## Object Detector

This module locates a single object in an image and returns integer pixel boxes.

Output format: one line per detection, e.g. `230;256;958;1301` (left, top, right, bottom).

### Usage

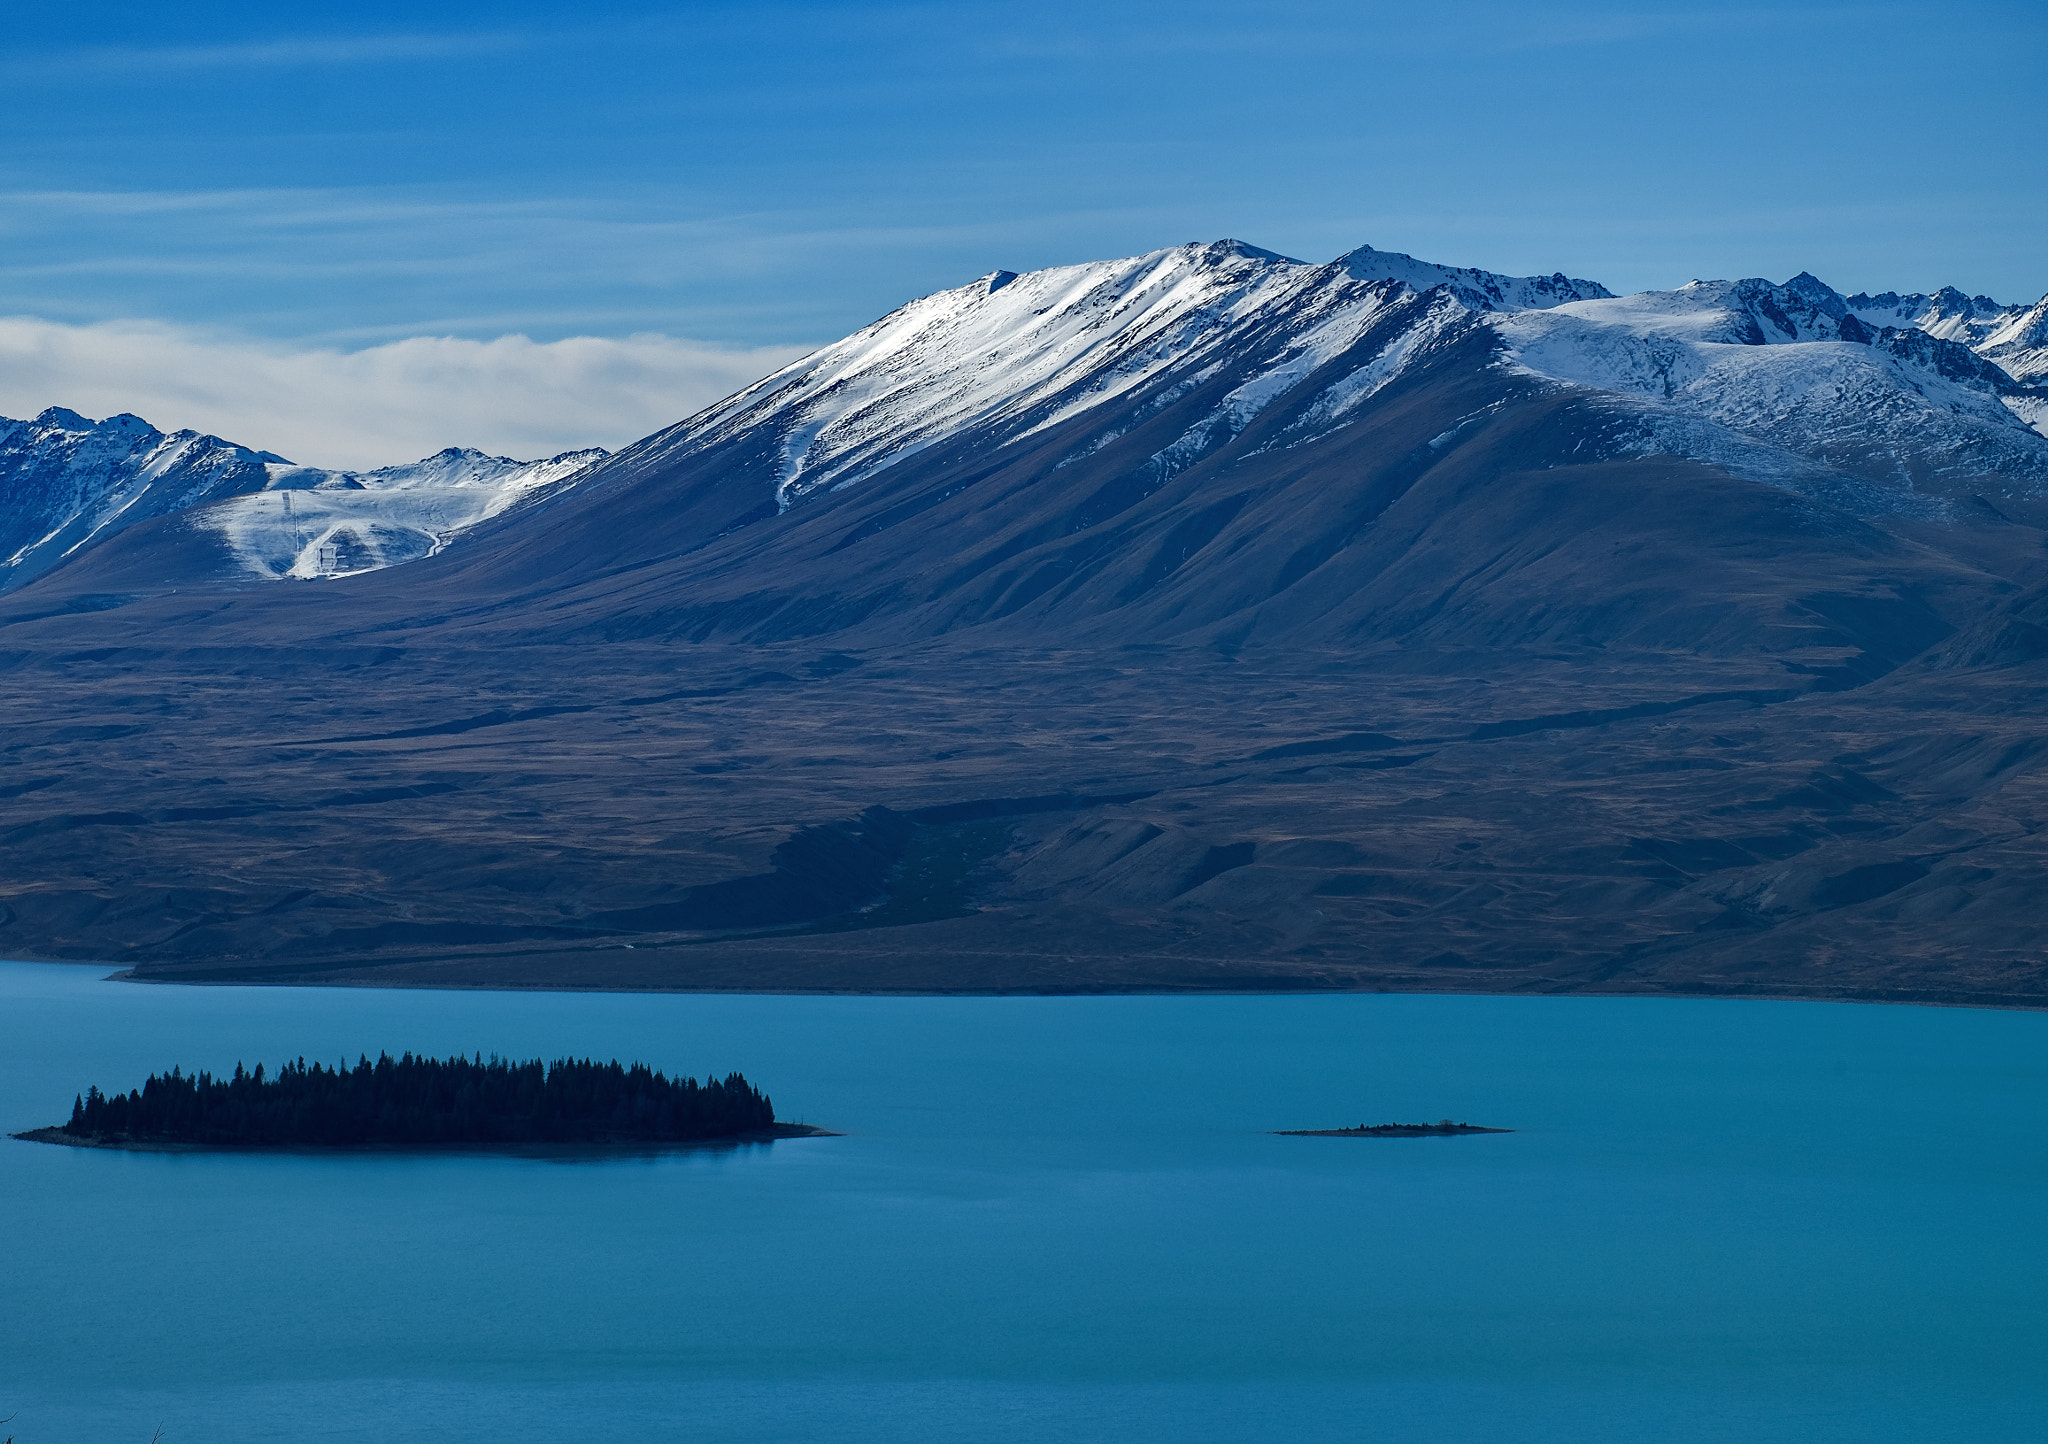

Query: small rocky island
14;1052;832;1150
1277;1120;1512;1137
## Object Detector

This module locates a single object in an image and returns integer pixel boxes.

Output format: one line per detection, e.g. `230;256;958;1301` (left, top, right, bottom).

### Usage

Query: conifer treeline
65;1053;776;1146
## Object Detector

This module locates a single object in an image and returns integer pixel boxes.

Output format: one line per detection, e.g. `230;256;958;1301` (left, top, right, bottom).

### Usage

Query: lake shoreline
93;967;2048;1015
9;1123;839;1154
8;954;2048;1015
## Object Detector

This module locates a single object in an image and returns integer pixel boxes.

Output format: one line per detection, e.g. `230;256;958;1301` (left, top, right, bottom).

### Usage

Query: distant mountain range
0;407;602;594
4;240;2048;1007
7;242;2041;600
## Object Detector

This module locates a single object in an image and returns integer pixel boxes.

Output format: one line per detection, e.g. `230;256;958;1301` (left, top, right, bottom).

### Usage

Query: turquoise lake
2;959;2044;1443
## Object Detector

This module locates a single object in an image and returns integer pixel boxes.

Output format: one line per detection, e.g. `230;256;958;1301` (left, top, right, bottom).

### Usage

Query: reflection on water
2;960;2044;1444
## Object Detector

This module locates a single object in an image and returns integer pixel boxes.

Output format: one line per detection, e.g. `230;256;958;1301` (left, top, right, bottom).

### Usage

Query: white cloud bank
0;317;809;469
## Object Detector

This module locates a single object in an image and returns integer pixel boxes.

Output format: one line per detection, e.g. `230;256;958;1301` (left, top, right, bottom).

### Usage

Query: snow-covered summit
1836;281;2048;390
1980;294;2048;385
1844;285;2022;347
1336;244;1612;312
1493;268;2048;496
632;238;1612;513
0;407;606;592
0;407;284;592
1551;273;1877;346
662;240;1414;510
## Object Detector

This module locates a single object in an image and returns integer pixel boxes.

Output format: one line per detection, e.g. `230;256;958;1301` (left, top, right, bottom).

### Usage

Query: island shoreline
9;1123;839;1155
1276;1123;1513;1138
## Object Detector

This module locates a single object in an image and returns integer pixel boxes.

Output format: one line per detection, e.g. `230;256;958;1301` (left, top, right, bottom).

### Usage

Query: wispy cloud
0;184;1159;346
9;31;530;78
0;318;808;470
975;2;1891;59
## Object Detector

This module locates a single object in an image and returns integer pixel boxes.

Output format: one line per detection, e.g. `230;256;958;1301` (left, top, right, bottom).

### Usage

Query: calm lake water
2;960;2044;1443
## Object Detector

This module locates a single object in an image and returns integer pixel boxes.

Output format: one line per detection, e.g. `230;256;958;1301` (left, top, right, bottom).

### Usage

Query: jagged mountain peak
1926;284;2007;316
350;445;597;490
12;405;291;464
1622;275;1854;345
1843;284;2025;351
1781;271;1847;311
1204;238;1302;264
0;409;608;593
1844;284;2014;314
0;408;293;589
1335;243;1612;312
1545;271;2033;394
1980;292;2048;386
31;405;103;432
30;405;156;435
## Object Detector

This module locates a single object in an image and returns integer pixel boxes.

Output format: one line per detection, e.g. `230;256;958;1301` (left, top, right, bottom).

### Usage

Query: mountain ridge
0;408;605;595
9;240;2044;602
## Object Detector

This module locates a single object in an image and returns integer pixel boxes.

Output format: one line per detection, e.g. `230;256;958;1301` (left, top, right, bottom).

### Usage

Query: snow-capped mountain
1844;285;2021;347
1492;275;2048;496
0;408;283;592
1335;243;1612;311
1980;293;2048;384
0;407;604;592
210;446;604;580
1981;294;2048;438
9;239;2044;607
623;240;1606;515
598;241;2047;537
664;241;1405;511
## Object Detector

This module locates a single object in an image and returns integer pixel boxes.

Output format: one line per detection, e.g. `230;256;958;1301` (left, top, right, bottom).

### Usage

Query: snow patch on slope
1980;295;2048;385
1494;281;2048;495
713;243;1340;509
1262;292;1474;450
0;405;606;592
1137;282;1422;477
204;447;606;579
2004;394;2048;438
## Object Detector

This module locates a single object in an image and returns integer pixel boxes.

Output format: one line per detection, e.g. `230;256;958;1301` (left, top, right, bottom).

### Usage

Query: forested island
1276;1120;1512;1137
14;1052;831;1150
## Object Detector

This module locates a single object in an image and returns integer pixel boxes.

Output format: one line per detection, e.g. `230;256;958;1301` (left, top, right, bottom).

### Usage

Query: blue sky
3;0;2044;464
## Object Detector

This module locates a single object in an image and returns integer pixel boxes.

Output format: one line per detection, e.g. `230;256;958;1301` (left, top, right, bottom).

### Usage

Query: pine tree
57;1053;777;1145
